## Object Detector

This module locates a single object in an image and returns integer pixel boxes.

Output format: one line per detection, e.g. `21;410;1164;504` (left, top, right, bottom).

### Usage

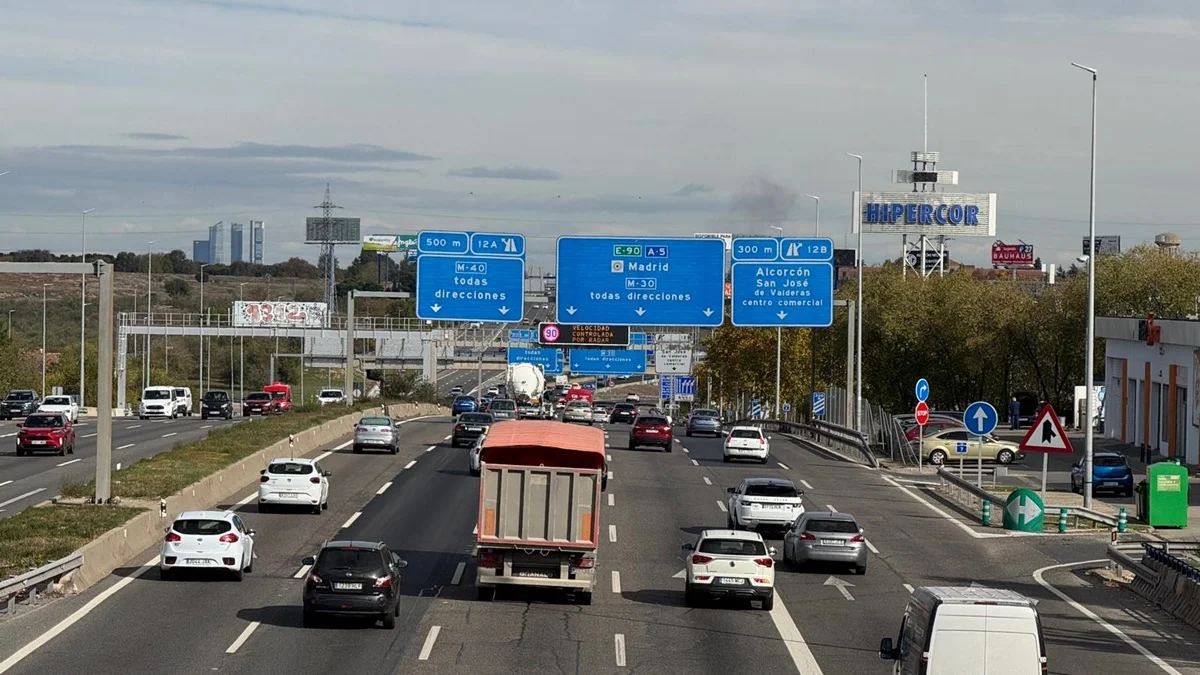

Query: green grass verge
60;401;396;500
0;505;146;579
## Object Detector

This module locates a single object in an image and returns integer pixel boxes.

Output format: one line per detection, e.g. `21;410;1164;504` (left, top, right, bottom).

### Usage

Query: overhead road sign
675;376;696;402
508;329;536;343
655;341;693;374
306;217;361;244
914;401;929;426
730;237;834;328
569;348;646;376
630;332;648;346
415;230;526;323
852;192;997;237
507;347;564;375
1019;405;1073;454
963;401;998;437
539;323;629;347
915;378;930;403
555;236;725;327
234;301;328;328
660;375;675;401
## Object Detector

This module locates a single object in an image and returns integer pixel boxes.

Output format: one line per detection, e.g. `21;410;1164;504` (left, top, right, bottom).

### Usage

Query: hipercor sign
991;242;1035;267
853;192;997;237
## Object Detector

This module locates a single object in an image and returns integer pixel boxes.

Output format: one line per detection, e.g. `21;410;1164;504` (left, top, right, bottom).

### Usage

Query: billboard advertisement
991;242;1035;267
362;234;400;252
305;217;361;244
233;301;327;328
852;192;997;236
1083;235;1121;257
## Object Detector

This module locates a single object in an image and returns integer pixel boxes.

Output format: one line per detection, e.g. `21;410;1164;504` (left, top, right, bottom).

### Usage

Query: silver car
782;511;868;575
488;399;518;421
353;415;399;454
563;401;593;425
590;404;611;424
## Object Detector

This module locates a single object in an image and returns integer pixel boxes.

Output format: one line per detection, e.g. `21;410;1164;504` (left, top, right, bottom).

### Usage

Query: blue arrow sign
470;232;526;258
678;377;695;395
963;401;998;436
731;237;780;261
730;262;834;327
555;237;725;326
569;348;647;376
779;238;834;262
416;231;526;322
915;378;930;403
507;347;564;375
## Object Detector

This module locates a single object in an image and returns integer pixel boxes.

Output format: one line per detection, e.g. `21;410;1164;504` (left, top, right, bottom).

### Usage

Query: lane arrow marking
824;576;855;601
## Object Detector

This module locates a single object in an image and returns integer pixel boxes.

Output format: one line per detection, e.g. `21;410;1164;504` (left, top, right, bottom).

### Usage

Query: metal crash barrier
725;417;878;469
0;553;84;615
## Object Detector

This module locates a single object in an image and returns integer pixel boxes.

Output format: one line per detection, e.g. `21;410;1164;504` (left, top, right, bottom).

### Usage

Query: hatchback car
783;511;868;575
258;458;331;513
242;391;277;416
681;530;775;610
200;390;234;420
160;510;255;581
625;393;640;403
629;414;673;451
37;395;79;423
609;402;638;424
453;412;493;447
923;429;1024;465
451;395;478;416
316;388;345;405
302;540;408;629
354;416;399;454
727;478;805;532
724;426;770;463
562;401;593;425
686;409;722;437
488;398;519;421
468;434;486;476
1071;452;1134;497
590;403;612;424
15;412;75;456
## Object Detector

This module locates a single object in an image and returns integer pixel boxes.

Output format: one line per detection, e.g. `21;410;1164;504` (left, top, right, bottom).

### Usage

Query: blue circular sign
915;378;930;403
963;401;998;436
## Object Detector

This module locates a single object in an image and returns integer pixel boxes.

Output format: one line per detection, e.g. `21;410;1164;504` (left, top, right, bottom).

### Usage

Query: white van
139;386;179;419
172;387;193;417
880;586;1047;675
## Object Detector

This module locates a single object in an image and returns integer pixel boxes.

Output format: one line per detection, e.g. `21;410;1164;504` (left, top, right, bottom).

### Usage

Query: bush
163;277;191;298
381;371;439;403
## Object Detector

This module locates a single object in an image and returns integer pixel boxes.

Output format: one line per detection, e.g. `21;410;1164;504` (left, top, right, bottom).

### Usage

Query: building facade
250;220;265;265
192;239;210;264
230;222;244;263
208;222;226;265
1099;316;1199;465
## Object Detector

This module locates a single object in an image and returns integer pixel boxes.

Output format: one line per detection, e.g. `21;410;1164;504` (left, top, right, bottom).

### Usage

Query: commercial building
1100;316;1199;465
250;220;265;265
192;239;210;264
230;222;244;262
209;222;226;265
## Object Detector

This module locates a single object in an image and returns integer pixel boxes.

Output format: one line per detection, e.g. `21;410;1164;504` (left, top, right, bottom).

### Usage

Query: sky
1;0;1198;271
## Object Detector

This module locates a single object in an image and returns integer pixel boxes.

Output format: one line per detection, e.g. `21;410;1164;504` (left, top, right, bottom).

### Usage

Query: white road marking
418;626;441;661
56;458;81;467
881;475;1001;539
425;445;436;453
0;480;10;488
703;476;712;486
825;504;838;513
0;555;159;674
117;443;135;450
1033;561;1182;675
800;479;814;490
451;562;466;585
777;462;791;470
691;459;699;466
82;432;97;438
200;424;212;429
293;565;312;579
607;493;615;507
225;621;261;654
442;435;451;441
607;454;612;461
611;570;622;594
314;451;333;462
768;590;825;675
404;460;417;470
682;447;689;453
902;583;914;593
341;512;362;529
608;470;614;480
614;634;627;668
232;492;257;509
127;424;142;429
717;501;727;512
376;481;393;495
0;489;47;509
473;524;478;535
0;433;15;438
161;432;177;438
865;539;880;554
608;524;617;543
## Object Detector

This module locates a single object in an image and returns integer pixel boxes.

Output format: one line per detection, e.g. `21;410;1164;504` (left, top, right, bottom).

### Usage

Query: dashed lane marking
377;481;392;495
611;571;622;594
608;493;615;507
451;562;466;585
609;525;617;543
56;459;81;467
418;626;441;661
341;512;362;529
902;583;914;593
703;476;712;486
865;539;880;554
614;634;627;668
691;459;699;467
117;443;135;450
800;479;814;490
225;621;261;654
717;501;727;512
293;565;311;579
404;460;417;470
777;462;791;470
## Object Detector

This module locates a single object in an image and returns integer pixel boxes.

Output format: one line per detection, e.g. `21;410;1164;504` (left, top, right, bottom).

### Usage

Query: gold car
921;429;1025;465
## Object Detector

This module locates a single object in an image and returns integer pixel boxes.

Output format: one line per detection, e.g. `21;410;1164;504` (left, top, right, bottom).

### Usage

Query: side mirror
164;527;171;533
260;468;267;475
395;559;409;569
323;471;332;477
302;556;316;566
859;528;865;535
726;487;736;494
681;543;695;551
879;637;896;660
768;546;777;556
246;529;256;536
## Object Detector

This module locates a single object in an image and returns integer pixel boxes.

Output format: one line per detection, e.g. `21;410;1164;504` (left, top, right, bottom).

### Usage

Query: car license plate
719;577;745;585
185;558;210;565
821;539;844;546
31;440;46;445
467;427;481;432
757;504;783;509
515;570;553;578
1103;481;1120;487
333;582;362;590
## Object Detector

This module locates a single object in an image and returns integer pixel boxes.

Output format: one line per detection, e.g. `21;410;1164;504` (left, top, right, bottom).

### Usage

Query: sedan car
518;402;541;419
922;429;1024;465
590;404;611;424
1071;452;1134;497
724;426;770;463
453;412;493;447
681;530;775;610
37;395;79;422
903;417;963;442
354;416;400;454
488;398;519;421
160;510;255;581
629;414;672;451
451;395;478;417
301;540;408;629
783;511;868;575
625;393;640;403
563;401;593;425
686;409;722;437
608;403;638;424
242;391;277;416
15;412;75;456
258;458;330;513
727;478;805;532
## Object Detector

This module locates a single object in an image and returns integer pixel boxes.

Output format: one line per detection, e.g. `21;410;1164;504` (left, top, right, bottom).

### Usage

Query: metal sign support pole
344;291;355;405
1041;453;1049;495
918;433;924;471
976;434;983;488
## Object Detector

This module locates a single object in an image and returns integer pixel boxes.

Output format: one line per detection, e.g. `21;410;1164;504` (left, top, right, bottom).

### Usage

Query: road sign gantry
416;230;525;323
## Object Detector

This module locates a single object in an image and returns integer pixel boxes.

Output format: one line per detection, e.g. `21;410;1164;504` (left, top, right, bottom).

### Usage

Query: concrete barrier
67;403;447;591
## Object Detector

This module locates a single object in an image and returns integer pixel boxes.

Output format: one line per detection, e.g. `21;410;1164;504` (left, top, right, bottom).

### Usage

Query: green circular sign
1003;488;1045;532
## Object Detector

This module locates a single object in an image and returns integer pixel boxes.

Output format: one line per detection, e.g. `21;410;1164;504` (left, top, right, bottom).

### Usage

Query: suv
629;414;673;451
201;390;234;420
726;478;805;532
301;540;408;629
2;390;40;420
172;387;193;417
681;530;775;610
16;412;75;456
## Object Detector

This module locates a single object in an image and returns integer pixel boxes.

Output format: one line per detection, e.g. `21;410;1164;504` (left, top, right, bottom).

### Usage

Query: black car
301;540;408;629
452;412;494;447
609;403;638;424
2;390;41;420
201;390;234;420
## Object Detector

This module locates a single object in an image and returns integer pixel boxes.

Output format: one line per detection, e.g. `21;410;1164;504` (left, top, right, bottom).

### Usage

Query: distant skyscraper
208;222;226;265
192;240;210;264
230;222;245;263
250;220;265;265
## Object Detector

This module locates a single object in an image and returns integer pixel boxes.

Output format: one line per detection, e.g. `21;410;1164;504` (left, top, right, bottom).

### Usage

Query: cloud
674;182;714;197
728;176;796;230
122;132;189;141
50;142;434;163
446;166;561;181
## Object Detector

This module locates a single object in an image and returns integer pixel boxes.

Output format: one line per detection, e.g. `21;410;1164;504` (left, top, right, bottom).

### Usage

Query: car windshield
268;461;314;475
6;391;35;401
693;409;719;418
143;390;170;400
731;429;762;439
614;404;636;411
360;417;392;426
23;415;63;428
173;519;232;535
204;392;228;402
270;391;287;400
1095;455;1128;467
567;401;589;409
319;390;342;398
43;397;71;406
247;393;271;401
805;519;859;534
173;389;187;397
459;413;492;424
637;417;668;426
698;538;768;556
745;483;799;498
316;548;385;575
455;396;475;404
491;400;516;411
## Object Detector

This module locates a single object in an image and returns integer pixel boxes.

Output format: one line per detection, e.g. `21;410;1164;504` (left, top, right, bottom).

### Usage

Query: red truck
263;382;293;413
564;387;593;405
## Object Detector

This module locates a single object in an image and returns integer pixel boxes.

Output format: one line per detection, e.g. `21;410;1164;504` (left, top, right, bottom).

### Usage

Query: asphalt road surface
1;419;1196;674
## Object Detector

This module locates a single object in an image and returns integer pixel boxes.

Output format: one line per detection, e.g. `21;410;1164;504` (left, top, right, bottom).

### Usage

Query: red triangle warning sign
1019;405;1074;454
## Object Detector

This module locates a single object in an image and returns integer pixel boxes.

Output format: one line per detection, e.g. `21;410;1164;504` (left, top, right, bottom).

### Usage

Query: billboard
1083;235;1121;257
233;301;327;328
362;234;400;252
305;217;361;244
694;232;734;251
852;192;997;236
991;242;1035;267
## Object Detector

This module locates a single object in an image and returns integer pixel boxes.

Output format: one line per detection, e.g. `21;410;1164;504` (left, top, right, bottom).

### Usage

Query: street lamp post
771;225;785;418
1073;61;1098;509
239;282;248;405
80;208;94;407
145;241;156;389
199;264;210;398
846;153;864;432
42;284;49;396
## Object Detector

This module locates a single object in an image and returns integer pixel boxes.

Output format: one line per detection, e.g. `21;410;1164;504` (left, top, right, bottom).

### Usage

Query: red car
242;392;278;416
628;413;673;452
904;418;963;442
16;412;76;457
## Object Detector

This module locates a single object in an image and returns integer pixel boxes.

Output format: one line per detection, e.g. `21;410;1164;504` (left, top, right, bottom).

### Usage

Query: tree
164;278;191;298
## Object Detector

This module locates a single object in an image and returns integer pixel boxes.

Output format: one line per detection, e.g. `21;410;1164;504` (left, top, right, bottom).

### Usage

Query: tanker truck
506;363;546;404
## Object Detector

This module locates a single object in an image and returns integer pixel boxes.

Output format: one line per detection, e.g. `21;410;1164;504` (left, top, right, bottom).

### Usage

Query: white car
681;529;775;610
724;426;770;463
258;457;330;514
160;510;255;581
563;401;593;425
38;395;79;422
450;386;464;396
172;387;193;416
316;388;345;405
139;386;179;419
468;435;486;476
486;387;500;397
625;393;640;403
726;477;805;532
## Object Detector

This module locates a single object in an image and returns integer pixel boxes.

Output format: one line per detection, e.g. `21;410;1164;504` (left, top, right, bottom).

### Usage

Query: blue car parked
452;395;478;417
1071;452;1134;497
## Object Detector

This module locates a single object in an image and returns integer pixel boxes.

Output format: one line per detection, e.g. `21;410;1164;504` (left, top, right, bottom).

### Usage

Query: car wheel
759;457;768;464
311;503;322;515
201;414;207;420
57;446;66;457
302;609;318;628
997;449;1015;464
854;564;867;576
929;449;947;465
322;501;328;510
577;591;593;606
160;568;173;581
245;558;254;574
390;445;398;455
232;568;244;582
665;445;672;453
15;448;25;457
68;444;74;455
353;445;362;453
760;594;774;611
477;586;495;601
686;430;693;437
684;587;697;607
726;514;736;529
627;443;635;451
381;611;396;630
723;455;731;463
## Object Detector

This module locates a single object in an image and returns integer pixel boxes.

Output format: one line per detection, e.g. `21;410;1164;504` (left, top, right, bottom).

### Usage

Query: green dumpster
1138;460;1189;528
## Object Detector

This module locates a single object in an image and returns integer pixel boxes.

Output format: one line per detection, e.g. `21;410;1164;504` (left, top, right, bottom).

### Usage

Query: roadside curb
65;403;447;592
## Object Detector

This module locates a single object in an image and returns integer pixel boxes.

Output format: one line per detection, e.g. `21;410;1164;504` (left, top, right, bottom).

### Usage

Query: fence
823;385;918;465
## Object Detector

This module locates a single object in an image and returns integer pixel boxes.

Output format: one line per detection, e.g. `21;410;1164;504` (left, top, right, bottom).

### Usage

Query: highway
0;415;240;518
1;418;1196;674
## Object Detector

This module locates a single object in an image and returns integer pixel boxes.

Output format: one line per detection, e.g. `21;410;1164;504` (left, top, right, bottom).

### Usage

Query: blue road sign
779;238;834;262
731;237;780;262
508;329;536;343
417;230;469;255
915;378;930;403
782;402;792;413
416;230;525;323
730;262;834;327
963;401;999;436
507;347;564;375
812;392;826;416
470;232;525;257
955;441;969;455
555;237;725;326
660;375;674;401
678;377;696;396
569;348;647;376
751;399;763;419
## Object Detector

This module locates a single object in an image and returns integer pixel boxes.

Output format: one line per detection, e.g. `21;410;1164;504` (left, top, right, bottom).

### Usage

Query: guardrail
729;417;878;468
935;467;1119;529
0;552;83;614
1107;541;1200;630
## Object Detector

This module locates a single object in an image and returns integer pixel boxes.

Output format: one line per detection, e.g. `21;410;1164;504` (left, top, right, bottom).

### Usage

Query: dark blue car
452;395;478;417
1071;452;1133;497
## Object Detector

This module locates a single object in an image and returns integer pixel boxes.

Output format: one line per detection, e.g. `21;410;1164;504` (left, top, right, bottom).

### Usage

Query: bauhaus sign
852;192;997;237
